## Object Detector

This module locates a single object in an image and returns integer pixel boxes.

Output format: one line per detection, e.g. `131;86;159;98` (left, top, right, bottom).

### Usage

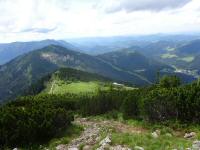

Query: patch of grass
111;132;192;150
166;47;176;52
46;80;109;95
46;125;83;149
180;56;194;62
87;115;200;150
161;53;177;59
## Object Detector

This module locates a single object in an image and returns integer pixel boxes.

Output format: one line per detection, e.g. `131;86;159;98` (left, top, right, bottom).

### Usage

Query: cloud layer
103;0;191;13
0;0;199;42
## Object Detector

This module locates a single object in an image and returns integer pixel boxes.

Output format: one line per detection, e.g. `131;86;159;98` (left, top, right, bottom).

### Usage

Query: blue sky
0;0;200;42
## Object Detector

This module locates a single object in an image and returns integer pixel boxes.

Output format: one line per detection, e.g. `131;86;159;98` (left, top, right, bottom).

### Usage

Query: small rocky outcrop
192;140;200;150
184;132;196;139
151;129;160;138
134;146;144;150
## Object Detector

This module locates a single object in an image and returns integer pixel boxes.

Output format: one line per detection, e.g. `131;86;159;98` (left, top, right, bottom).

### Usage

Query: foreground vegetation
1;75;200;149
88;115;199;150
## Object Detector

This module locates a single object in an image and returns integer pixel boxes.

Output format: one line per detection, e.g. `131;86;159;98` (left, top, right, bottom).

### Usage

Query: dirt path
56;118;146;150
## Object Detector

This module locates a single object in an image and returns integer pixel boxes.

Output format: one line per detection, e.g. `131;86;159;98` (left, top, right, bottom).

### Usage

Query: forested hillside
1;75;200;149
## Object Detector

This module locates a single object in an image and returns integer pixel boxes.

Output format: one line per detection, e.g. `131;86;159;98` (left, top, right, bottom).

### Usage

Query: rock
99;136;111;146
155;129;160;135
134;146;144;150
56;144;68;150
82;118;88;121
151;131;159;138
97;144;110;150
68;148;78;150
111;145;131;150
192;140;200;150
87;137;96;145
13;148;18;150
83;145;92;150
185;148;192;150
184;132;196;139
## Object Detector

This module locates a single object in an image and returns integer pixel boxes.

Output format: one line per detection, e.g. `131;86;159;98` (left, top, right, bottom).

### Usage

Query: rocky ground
54;118;200;150
56;118;144;150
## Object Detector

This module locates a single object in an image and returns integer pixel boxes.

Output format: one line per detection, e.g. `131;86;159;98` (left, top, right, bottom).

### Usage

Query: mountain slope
98;49;175;83
0;45;150;102
0;39;77;64
177;39;200;55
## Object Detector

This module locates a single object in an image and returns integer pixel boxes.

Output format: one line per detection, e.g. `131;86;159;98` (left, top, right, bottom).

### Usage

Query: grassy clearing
45;80;109;95
180;56;194;62
111;132;192;150
45;79;135;95
166;47;176;52
161;53;177;59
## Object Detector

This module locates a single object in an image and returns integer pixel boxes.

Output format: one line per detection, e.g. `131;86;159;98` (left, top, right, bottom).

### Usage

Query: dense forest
1;75;200;148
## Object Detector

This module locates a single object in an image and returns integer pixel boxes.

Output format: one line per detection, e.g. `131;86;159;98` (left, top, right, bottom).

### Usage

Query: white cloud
101;0;191;13
0;0;199;42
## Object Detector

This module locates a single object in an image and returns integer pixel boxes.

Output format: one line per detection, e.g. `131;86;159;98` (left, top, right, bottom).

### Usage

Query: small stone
13;148;18;150
134;145;144;150
56;144;68;150
99;136;111;146
155;129;160;135
110;145;131;150
184;132;196;139
68;148;78;150
192;140;200;150
151;131;159;138
83;145;92;150
185;148;192;150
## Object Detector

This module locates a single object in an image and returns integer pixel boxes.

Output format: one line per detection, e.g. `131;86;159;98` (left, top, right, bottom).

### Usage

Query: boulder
111;145;131;150
134;146;144;150
151;132;159;138
99;136;111;146
184;132;196;139
83;145;92;150
192;140;200;150
68;148;78;150
56;144;68;150
155;130;160;135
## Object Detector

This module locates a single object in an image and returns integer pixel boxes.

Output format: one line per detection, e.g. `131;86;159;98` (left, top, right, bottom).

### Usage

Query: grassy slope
90;115;200;150
44;79;109;95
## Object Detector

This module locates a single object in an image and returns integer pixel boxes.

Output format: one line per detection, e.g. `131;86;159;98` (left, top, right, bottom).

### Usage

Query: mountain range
0;45;154;102
0;35;200;102
0;39;77;65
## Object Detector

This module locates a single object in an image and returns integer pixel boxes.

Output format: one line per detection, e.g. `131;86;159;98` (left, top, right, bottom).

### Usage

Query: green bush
142;88;178;122
121;91;139;119
0;97;74;148
177;83;200;123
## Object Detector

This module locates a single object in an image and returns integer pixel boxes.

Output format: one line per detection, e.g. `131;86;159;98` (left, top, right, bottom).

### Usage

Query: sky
0;0;200;42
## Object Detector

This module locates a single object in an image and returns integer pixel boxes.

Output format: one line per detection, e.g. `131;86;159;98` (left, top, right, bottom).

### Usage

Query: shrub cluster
0;95;74;147
77;76;200;124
